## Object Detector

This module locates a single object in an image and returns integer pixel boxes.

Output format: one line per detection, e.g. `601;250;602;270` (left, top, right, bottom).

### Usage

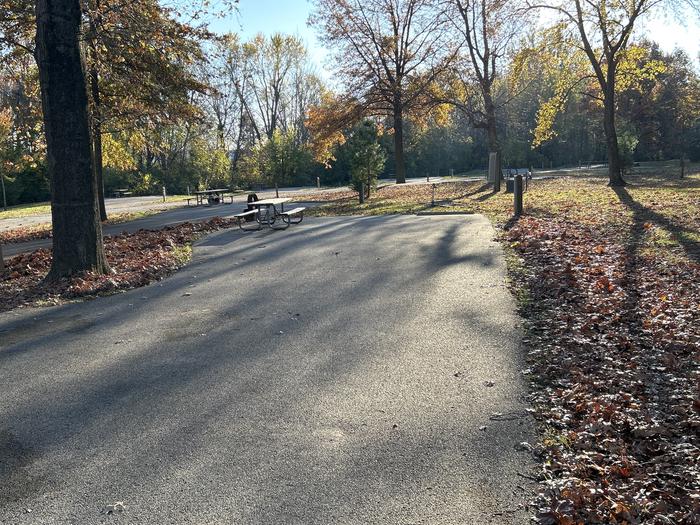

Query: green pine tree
347;120;386;200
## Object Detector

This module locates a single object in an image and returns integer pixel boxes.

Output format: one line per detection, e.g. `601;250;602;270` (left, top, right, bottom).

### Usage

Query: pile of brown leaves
0;218;236;312
507;216;700;524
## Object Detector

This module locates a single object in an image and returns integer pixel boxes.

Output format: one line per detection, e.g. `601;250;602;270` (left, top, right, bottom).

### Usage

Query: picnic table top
252;197;292;206
194;188;229;195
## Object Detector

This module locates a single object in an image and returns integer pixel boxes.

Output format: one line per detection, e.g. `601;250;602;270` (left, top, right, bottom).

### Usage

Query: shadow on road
0;215;532;522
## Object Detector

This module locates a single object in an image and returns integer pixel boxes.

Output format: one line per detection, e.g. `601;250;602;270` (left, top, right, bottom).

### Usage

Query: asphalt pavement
0;215;535;524
0;186;341;234
2;197;321;258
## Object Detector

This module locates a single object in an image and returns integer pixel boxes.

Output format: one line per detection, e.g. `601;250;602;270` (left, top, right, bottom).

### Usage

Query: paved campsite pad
0;215;535;524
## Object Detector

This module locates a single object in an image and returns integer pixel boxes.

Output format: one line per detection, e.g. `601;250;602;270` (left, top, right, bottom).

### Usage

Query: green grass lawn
0;194;198;220
0;202;52;220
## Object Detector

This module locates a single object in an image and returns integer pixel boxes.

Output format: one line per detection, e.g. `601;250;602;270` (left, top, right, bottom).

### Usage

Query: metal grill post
514;174;523;217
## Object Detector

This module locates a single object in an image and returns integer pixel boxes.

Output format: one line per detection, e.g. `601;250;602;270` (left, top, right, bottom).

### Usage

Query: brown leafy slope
0;218;236;312
508;215;699;524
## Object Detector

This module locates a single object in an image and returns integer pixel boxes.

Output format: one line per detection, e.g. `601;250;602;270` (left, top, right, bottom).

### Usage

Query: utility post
514;174;523;217
488;152;501;192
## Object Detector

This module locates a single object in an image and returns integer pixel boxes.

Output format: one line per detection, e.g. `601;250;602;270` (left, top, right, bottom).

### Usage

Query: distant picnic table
112;188;132;198
188;189;231;206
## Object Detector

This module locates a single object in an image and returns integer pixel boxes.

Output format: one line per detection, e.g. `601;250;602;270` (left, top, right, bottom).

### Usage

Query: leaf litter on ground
0;217;236;312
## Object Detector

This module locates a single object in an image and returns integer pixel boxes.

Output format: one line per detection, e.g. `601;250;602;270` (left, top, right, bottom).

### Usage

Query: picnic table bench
501;168;531;180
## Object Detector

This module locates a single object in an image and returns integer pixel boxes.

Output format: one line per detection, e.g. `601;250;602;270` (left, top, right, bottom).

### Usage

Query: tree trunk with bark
35;0;109;280
602;64;626;187
393;95;406;184
89;63;108;221
92;119;107;221
603;84;625;187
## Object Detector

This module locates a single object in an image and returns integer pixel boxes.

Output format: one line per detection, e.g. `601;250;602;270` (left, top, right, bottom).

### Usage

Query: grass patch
170;244;193;265
0;202;52;220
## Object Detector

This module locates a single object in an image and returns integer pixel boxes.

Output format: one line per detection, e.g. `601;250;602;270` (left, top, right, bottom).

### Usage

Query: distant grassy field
0;202;52;220
0;195;195;220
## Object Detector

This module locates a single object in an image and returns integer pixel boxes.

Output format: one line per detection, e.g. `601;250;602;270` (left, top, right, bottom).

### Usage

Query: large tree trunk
35;0;109;280
602;79;625;187
393;94;406;184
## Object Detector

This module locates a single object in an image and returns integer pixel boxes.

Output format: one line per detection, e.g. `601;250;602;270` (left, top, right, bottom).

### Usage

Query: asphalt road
0;215;535;524
2;198;322;258
0;187;341;233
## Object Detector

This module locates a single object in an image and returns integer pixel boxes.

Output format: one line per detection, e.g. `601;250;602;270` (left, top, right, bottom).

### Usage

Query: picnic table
252;198;291;226
502;168;532;193
192;188;230;206
234;197;306;231
112;188;132;198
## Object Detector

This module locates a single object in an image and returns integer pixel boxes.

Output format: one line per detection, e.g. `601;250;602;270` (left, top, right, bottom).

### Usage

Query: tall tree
527;0;678;186
35;0;109;279
2;0;222;219
347;119;386;198
84;0;213;219
310;0;454;183
448;0;529;190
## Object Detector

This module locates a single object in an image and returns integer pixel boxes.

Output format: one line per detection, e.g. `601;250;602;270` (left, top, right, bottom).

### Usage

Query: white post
162;186;166;202
316;176;320;189
488;152;498;183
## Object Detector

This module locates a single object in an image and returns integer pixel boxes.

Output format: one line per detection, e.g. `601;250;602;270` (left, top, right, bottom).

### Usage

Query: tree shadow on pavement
0;215;531;522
